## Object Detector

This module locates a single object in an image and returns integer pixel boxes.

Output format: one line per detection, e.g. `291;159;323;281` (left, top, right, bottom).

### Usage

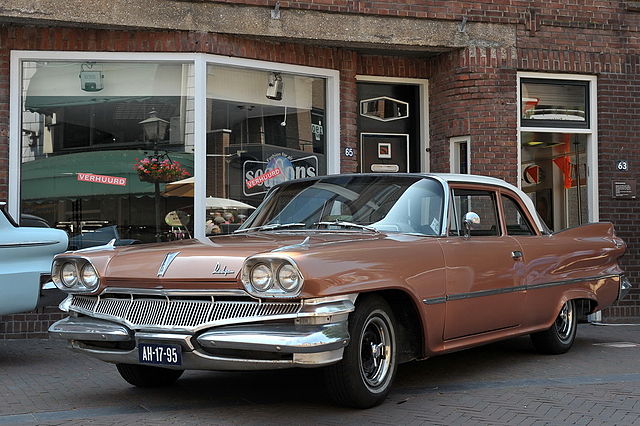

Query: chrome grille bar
70;295;302;331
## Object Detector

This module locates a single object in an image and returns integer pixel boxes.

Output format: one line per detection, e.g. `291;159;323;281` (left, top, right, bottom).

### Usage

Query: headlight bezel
52;257;101;293
277;263;301;292
249;263;273;291
60;262;79;288
241;254;304;298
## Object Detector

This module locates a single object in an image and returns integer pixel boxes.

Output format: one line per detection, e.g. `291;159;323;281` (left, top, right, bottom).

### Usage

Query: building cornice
0;0;515;51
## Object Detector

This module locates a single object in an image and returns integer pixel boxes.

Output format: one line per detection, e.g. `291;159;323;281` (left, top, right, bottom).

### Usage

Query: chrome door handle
511;250;523;260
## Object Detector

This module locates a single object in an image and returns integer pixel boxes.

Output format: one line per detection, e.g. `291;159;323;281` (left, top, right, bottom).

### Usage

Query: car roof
424;173;546;233
282;173;547;234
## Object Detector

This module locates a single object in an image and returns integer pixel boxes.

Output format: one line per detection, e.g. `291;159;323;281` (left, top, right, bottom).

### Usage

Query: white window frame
516;72;598;223
449;135;471;174
9;51;340;238
354;76;430;172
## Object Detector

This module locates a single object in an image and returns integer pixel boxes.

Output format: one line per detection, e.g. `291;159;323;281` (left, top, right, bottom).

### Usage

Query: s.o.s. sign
243;153;318;196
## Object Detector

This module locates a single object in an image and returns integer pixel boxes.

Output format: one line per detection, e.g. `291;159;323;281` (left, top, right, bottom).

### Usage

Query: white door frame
516;72;598;223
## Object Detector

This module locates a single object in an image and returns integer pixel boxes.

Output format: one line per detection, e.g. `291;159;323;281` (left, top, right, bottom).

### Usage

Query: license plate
138;343;182;366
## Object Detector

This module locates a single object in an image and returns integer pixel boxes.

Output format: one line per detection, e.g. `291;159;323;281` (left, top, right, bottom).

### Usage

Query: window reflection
20;61;195;247
521;80;588;127
205;65;327;234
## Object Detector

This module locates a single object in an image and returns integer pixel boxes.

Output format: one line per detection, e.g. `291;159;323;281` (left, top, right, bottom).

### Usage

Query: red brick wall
209;0;640;30
514;6;640;319
0;308;66;339
428;47;518;184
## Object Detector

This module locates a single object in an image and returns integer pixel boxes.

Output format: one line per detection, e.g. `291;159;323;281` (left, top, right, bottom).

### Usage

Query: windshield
239;175;444;236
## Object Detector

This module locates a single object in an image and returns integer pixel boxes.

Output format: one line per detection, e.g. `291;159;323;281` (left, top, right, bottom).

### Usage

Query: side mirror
463;212;480;237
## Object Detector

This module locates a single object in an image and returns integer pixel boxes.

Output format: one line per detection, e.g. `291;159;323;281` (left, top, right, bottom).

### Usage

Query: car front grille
70;295;302;331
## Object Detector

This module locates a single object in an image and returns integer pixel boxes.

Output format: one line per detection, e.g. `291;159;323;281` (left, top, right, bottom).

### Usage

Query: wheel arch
544;290;598;329
356;289;425;364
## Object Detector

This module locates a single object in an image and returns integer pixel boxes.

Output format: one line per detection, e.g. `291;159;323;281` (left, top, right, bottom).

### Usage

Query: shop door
520;133;589;231
357;83;421;173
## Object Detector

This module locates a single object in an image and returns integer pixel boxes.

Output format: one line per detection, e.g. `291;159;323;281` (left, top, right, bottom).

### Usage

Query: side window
501;195;535;236
449;189;500;236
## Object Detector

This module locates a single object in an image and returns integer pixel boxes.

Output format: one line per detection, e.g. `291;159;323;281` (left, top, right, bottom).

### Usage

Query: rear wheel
116;363;184;387
324;295;397;408
530;299;577;354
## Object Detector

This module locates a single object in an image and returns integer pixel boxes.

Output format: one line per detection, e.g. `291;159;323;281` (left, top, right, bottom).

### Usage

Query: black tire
324;295;397;408
116;363;184;387
530;299;577;355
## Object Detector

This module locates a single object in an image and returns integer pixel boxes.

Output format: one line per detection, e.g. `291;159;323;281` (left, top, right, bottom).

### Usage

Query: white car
0;202;68;315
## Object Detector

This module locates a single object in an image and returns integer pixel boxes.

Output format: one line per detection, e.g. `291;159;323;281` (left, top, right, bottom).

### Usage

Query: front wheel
530;299;577;354
116;363;184;387
324;295;397;408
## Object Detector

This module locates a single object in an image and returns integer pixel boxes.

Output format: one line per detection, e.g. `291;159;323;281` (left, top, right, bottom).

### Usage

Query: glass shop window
205;65;327;235
20;61;195;247
521;79;589;128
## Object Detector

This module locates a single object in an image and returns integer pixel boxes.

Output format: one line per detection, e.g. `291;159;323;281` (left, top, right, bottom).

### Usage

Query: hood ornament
157;252;180;277
212;262;235;276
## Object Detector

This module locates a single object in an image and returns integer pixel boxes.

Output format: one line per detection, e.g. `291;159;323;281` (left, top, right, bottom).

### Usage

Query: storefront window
20;61;195;247
204;65;327;234
521;79;589;128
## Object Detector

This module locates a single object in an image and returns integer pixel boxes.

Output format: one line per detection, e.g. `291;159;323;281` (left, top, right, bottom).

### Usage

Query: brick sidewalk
0;324;639;425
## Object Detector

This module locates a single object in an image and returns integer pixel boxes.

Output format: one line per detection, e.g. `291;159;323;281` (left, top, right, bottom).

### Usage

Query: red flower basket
135;157;190;184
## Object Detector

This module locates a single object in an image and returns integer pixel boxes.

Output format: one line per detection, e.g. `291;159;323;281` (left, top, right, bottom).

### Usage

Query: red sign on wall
77;173;127;186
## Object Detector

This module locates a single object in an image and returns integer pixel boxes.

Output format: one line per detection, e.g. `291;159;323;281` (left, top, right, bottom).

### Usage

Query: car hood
70;231;383;283
60;231;443;296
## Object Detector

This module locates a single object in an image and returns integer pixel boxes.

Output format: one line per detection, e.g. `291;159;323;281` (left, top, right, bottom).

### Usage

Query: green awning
21;150;194;201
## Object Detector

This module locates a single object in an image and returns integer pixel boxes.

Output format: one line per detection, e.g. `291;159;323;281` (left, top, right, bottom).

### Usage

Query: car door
440;186;525;340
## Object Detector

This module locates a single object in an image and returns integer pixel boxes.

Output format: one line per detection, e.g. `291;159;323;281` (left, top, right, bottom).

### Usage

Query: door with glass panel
520;77;593;232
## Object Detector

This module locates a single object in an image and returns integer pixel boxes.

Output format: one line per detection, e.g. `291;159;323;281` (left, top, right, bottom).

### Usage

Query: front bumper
49;294;355;370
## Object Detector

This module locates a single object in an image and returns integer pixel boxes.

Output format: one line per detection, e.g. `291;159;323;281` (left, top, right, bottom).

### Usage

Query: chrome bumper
49;295;355;370
619;276;632;301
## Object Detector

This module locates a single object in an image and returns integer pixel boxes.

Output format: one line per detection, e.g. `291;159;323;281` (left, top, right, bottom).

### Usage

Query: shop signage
523;165;543;185
243;152;318;197
311;122;324;141
77;173;127;186
612;180;636;199
246;168;282;189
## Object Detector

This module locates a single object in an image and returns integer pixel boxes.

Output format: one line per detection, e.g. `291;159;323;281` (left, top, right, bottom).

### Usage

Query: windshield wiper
313;220;379;233
234;223;307;233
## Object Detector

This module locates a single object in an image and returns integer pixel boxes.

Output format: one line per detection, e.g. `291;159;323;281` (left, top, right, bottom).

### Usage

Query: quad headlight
241;255;304;298
52;257;100;293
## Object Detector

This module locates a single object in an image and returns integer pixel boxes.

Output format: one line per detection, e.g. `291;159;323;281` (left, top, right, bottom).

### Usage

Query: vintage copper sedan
49;174;631;408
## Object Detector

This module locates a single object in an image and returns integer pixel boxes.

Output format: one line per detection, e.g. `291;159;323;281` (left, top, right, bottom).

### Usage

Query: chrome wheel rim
555;301;574;343
359;313;392;390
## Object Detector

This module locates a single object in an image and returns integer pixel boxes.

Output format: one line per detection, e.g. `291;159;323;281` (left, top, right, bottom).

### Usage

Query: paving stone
0;324;639;424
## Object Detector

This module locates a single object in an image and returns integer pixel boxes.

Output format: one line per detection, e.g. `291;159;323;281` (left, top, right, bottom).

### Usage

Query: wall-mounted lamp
266;72;283;101
22;129;38;147
79;63;104;92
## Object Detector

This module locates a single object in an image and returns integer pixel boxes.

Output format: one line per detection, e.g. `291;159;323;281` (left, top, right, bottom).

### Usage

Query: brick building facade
1;1;639;338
